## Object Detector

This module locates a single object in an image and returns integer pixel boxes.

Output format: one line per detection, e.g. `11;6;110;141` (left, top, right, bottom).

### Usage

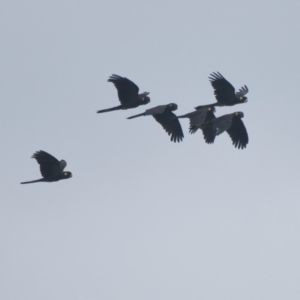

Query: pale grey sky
1;1;300;299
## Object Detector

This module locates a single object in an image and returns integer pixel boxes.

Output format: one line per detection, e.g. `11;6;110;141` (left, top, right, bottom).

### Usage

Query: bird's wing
209;72;235;105
201;113;230;143
32;151;61;178
153;111;184;142
186;110;209;134
213;114;234;136
199;110;217;137
226;117;249;149
108;74;139;105
235;85;249;98
201;124;215;144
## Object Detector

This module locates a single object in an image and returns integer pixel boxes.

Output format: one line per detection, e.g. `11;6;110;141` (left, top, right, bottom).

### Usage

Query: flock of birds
21;72;249;184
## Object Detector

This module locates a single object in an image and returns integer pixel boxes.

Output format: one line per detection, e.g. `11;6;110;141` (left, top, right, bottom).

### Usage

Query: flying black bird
97;74;150;113
177;106;216;134
195;72;248;109
21;150;72;184
201;112;248;149
127;103;184;143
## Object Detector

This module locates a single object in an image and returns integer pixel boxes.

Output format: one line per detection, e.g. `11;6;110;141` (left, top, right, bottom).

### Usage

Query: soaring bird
201;112;248;149
127;103;184;143
195;72;248;109
97;74;150;113
21;151;72;184
177;106;216;134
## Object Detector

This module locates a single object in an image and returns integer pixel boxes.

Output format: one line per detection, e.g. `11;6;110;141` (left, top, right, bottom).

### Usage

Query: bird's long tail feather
127;113;146;119
20;178;44;184
97;105;123;114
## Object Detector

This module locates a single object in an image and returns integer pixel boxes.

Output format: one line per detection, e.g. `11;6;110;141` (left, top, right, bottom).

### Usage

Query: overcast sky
1;1;300;299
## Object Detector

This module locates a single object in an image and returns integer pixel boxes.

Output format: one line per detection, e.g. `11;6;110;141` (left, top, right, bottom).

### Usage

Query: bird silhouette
21;150;72;184
127;103;184;143
97;74;150;113
201;112;248;149
195;72;248;109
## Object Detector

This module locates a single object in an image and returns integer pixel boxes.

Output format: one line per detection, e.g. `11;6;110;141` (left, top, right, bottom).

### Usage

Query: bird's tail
20;178;44;184
97;105;123;114
195;103;218;110
127;112;146;119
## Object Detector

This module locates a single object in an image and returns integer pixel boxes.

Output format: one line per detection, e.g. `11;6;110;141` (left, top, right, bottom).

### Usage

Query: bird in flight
97;74;150;113
177;106;216;134
127;103;184;143
195;72;248;109
201;112;249;149
21;150;72;184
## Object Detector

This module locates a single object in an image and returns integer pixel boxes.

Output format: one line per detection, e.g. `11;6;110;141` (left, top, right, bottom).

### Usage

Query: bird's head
207;106;216;113
63;171;72;179
236;85;248;103
234;112;244;118
139;92;150;105
168;103;178;111
238;96;247;103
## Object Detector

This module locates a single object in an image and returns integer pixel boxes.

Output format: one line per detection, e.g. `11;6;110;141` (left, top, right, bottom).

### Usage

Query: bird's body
177;106;216;134
127;103;184;143
201;112;248;149
195;72;248;109
97;74;150;113
21;151;72;184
